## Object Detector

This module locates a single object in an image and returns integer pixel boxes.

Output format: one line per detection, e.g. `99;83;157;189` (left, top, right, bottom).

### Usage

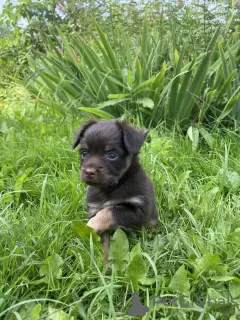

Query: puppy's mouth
81;172;99;184
81;169;117;186
82;176;101;185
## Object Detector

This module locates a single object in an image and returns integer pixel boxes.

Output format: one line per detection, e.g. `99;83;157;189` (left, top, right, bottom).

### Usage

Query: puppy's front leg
101;232;110;273
87;206;146;273
87;208;113;273
87;207;115;234
87;205;146;234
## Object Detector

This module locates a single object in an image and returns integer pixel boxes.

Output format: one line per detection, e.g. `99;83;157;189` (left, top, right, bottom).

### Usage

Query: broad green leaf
109;228;129;273
227;171;240;190
229;229;240;242
210;276;235;282
218;43;229;79
140;14;150;79
71;220;101;244
215;69;237;102
146;48;154;73
169;265;190;296
187;126;199;150
108;94;130;99
189;232;207;254
122;67;133;87
39;253;63;289
135;58;142;85
218;93;240;121
78;107;115;120
228;45;239;93
206;89;217;104
99;98;130;107
14;167;34;204
136;97;154;109
206;288;229;310
199;128;214;148
139;277;156;285
168;47;185;120
149;61;166;99
139;107;152;116
135;77;155;92
126;252;147;292
219;43;232;99
193;253;221;275
174;48;179;66
47;307;71;320
229;281;240;298
177;171;191;188
130;243;141;260
176;58;195;118
30;304;42;320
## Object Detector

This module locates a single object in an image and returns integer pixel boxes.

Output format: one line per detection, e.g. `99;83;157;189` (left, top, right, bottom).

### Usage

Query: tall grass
1;90;240;318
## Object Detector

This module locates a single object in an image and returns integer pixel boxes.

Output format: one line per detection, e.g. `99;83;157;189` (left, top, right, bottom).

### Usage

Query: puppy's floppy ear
116;121;147;155
72;120;97;149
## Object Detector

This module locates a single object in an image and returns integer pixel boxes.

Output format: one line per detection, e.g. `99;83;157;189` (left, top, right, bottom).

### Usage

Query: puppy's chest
86;186;115;218
86;185;145;218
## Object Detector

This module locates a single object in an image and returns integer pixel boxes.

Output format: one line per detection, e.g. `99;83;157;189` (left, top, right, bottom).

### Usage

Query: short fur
73;120;158;235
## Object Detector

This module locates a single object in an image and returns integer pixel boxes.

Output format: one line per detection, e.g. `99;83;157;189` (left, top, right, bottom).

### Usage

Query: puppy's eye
106;151;118;160
81;150;88;159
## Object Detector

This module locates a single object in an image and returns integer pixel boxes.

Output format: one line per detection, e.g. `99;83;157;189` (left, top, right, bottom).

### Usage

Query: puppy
73;120;158;236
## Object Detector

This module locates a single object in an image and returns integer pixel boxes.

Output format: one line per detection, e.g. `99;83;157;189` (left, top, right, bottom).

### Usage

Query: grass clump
1;92;240;319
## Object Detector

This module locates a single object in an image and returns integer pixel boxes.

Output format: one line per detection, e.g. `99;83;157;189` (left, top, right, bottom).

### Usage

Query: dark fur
73;120;158;234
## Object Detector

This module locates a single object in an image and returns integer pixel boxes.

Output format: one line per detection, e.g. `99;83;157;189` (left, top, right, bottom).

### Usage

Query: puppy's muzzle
81;165;103;182
84;167;96;179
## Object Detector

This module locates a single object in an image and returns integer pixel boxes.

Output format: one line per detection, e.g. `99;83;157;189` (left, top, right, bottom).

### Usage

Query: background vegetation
1;0;240;319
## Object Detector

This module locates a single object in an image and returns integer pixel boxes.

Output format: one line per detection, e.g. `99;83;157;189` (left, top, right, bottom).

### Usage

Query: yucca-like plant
26;17;240;128
161;32;240;128
26;17;167;122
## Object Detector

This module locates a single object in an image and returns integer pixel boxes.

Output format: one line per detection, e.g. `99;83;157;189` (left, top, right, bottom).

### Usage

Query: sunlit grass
1;93;240;319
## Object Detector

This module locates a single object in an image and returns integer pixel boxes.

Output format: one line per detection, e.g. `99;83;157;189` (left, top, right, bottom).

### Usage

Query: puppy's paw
87;207;115;234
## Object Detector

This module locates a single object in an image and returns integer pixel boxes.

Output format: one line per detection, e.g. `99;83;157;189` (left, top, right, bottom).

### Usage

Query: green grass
1;89;240;319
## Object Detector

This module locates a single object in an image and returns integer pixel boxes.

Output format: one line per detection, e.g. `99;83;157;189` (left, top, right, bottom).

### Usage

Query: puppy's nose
84;167;96;179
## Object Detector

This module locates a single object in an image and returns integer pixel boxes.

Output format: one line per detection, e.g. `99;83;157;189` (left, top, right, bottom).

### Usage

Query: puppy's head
73;120;147;186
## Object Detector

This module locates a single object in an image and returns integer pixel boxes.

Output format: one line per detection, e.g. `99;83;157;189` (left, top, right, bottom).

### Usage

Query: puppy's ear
117;121;147;155
72;120;97;149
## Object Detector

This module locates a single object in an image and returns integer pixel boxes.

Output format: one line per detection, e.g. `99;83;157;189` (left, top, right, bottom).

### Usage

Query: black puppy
73;120;158;234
